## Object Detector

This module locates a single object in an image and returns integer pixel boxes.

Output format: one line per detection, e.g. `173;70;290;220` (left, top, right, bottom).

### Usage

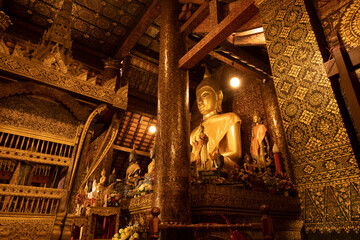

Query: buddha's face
196;86;218;116
253;115;260;123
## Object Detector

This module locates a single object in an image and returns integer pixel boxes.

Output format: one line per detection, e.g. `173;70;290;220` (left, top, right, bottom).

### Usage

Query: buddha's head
253;112;262;124
196;67;223;118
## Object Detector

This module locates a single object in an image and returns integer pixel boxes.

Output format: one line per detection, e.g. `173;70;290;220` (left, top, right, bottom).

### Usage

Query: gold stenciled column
153;0;191;236
261;79;293;178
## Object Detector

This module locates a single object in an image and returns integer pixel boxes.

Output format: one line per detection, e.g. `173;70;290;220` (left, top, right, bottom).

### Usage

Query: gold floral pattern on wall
340;0;360;50
257;0;360;233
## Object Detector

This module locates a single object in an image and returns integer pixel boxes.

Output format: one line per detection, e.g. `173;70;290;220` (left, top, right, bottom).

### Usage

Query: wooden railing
0;184;64;215
149;205;274;240
0;130;74;167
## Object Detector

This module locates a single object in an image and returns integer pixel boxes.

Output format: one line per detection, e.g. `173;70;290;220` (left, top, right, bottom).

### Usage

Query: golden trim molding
0;184;64;199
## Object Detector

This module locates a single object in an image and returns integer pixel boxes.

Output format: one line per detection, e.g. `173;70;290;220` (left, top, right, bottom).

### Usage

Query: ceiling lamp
149;125;157;134
230;77;240;88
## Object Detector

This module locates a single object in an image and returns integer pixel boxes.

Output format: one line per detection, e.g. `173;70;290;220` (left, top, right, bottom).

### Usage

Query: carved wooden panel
0;216;55;240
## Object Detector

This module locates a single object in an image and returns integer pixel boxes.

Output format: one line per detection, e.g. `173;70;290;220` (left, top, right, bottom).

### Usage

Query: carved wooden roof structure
1;0;340;176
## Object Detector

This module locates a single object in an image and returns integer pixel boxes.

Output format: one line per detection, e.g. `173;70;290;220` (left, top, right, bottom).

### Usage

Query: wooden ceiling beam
115;0;160;60
208;50;270;80
127;93;157;117
219;41;271;74
209;0;220;27
179;0;205;4
180;0;209;36
113;145;150;157
227;32;266;46
179;3;194;21
179;1;258;70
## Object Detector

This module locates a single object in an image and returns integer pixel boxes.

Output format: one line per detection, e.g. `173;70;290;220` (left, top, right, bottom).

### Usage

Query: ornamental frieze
0;216;55;240
0;52;128;110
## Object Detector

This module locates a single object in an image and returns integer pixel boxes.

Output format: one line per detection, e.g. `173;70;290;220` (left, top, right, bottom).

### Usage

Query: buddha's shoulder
216;112;241;122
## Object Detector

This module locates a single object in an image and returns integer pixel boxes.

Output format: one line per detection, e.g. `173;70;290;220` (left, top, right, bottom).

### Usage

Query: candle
272;144;283;174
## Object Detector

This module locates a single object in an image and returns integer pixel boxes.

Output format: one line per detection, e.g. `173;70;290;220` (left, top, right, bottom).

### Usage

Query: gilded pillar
260;79;293;178
257;0;360;233
153;0;191;233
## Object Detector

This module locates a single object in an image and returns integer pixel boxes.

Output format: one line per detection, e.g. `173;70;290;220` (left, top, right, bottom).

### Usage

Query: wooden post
260;205;274;240
149;207;160;240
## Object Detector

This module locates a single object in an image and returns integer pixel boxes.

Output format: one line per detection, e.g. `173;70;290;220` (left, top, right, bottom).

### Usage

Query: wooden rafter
179;1;259;70
179;0;205;4
138;117;154;149
179;3;194;21
209;0;220;27
115;0;160;60
227;32;266;46
180;0;210;36
130;116;143;148
219;41;271;74
113;145;150;157
209;51;270;80
146;131;156;152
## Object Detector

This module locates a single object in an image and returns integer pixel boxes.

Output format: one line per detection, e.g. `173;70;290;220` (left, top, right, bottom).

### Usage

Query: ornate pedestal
72;216;88;240
73;185;302;240
85;207;120;240
120;194;153;228
191;184;303;240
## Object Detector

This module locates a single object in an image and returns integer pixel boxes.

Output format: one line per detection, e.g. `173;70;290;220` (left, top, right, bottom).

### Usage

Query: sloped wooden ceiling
115;111;156;152
112;111;156;178
6;0;154;56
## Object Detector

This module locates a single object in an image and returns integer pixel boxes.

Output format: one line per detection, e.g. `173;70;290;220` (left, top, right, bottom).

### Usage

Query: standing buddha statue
250;112;271;172
190;67;242;173
146;144;156;177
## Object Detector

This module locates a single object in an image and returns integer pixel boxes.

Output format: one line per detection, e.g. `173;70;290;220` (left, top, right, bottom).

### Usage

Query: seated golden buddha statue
190;68;242;173
126;145;141;187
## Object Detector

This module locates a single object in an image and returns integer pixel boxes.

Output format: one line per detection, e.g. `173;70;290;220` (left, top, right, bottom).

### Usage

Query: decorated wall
257;0;360;234
319;0;360;51
0;95;80;140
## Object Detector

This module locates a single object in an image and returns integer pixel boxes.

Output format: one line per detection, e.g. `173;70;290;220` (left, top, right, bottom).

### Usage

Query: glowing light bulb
149;125;156;134
230;77;240;88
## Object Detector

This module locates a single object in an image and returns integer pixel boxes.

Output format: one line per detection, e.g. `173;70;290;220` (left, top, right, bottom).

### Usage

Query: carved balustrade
0;130;75;167
0;183;64;215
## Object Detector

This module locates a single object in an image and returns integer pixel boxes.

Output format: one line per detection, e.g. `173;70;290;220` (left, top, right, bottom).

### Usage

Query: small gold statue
98;168;106;188
250;112;271;172
146;144;155;176
243;154;255;174
190;67;242;172
126;145;141;187
108;169;117;185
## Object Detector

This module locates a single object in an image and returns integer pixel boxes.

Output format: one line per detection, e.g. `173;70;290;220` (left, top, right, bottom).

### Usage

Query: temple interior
0;0;360;239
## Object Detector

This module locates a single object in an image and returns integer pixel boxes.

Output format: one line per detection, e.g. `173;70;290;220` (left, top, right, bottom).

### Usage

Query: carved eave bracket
0;52;128;111
0;11;12;32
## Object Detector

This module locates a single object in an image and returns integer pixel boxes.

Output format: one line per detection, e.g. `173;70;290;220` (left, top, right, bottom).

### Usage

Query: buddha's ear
217;90;223;113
